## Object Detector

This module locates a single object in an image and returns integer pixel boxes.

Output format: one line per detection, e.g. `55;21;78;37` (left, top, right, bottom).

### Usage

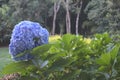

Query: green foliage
84;0;120;35
1;33;120;80
2;61;33;75
0;0;120;46
0;4;11;45
0;47;12;77
0;0;51;45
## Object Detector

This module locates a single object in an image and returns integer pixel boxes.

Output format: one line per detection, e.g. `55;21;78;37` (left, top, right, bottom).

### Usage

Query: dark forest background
0;0;120;46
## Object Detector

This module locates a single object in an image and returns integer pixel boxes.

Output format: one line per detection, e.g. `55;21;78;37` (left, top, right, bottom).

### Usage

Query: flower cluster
9;21;49;61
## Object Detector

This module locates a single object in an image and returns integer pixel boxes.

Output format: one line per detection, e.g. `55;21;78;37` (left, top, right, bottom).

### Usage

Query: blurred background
0;0;120;46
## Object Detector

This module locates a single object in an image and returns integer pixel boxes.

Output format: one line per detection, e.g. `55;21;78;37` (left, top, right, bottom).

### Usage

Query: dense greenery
0;0;120;79
0;0;120;45
0;47;12;77
84;0;120;34
1;33;120;80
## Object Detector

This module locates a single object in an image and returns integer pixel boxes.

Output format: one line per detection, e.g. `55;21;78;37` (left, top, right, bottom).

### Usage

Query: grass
0;47;13;77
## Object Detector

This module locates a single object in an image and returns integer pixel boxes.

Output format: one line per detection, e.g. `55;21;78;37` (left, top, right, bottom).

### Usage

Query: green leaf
60;34;77;51
110;45;119;60
20;76;38;80
103;33;111;44
49;58;74;71
45;52;66;61
1;61;33;75
31;44;52;57
14;50;31;59
96;53;111;66
32;59;48;68
98;66;106;71
61;70;81;80
48;46;60;53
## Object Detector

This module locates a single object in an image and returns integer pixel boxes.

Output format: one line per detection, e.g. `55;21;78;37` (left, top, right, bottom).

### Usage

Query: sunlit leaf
96;53;111;66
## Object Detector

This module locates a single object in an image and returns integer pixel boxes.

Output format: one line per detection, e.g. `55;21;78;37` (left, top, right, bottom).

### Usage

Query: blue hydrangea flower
9;21;49;61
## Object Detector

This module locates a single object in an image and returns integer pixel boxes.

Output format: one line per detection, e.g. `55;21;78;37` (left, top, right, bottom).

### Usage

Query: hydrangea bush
9;21;49;61
1;33;120;80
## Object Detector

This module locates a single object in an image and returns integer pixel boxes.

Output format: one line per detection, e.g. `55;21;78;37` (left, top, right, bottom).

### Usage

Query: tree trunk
63;0;71;33
52;1;61;35
66;7;71;33
76;0;83;35
52;3;57;35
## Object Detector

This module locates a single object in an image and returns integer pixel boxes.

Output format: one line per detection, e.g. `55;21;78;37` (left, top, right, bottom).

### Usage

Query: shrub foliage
1;33;120;80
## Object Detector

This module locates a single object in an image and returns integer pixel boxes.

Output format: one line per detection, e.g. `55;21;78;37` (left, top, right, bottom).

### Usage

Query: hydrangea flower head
9;21;49;61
